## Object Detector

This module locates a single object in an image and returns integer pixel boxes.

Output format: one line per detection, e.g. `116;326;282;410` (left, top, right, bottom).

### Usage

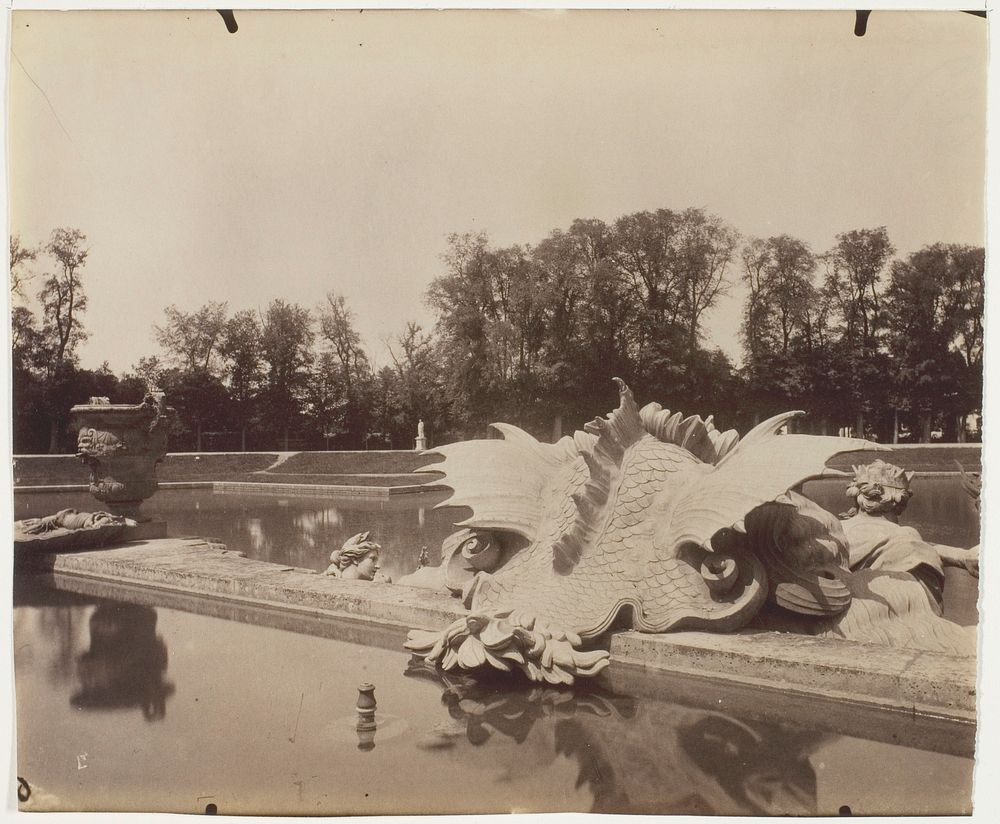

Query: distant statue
839;460;979;608
418;419;425;439
325;531;391;582
415;419;428;451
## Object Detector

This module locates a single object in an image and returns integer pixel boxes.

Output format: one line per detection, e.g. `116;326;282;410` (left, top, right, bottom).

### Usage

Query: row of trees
9;212;984;454
741;230;983;441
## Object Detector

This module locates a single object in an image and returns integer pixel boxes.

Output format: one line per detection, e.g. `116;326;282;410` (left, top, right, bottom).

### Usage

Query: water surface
13;581;975;816
14;475;978;580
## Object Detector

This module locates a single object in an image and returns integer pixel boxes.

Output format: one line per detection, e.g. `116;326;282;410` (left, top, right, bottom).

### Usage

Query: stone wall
13;444;978;488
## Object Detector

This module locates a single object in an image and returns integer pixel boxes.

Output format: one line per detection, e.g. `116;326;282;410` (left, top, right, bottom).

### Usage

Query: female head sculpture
842;460;915;520
325;531;383;581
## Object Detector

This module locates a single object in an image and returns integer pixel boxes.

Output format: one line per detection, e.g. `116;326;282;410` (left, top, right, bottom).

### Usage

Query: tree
38;229;89;368
885;244;984;442
607;208;737;404
384;321;448;447
158;366;231;451
943;244;985;415
11;305;46;452
154;301;229;373
119;355;166;393
11;306;42;373
674;208;739;373
822;227;896;437
9;234;37;298
219;310;263;451
317;292;373;447
532;219;620;437
739;235;827;426
428;233;553;437
259;300;314;450
36;228;90;452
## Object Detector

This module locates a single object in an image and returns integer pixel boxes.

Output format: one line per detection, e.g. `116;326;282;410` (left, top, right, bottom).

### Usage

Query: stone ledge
13;480;443;497
14;537;977;721
610;629;976;720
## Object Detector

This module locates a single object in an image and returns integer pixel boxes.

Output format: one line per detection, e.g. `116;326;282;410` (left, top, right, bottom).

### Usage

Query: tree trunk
283;427;289;452
856;411;865;441
920;412;932;444
957;414;967;443
48;418;60;454
552;414;563;443
892;409;899;445
241;426;247;452
196;420;203;452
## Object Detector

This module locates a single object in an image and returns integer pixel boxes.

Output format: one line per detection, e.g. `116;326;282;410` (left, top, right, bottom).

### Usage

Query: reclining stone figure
839;459;979;610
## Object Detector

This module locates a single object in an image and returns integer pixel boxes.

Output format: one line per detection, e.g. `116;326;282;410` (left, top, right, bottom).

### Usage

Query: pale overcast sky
7;9;986;373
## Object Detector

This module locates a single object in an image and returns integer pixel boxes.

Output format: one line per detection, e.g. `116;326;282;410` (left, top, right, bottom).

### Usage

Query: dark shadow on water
15;578;176;721
71;602;175;720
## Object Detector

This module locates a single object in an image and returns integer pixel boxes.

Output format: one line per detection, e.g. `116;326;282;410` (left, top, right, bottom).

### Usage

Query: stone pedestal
414;436;428;451
70;393;176;521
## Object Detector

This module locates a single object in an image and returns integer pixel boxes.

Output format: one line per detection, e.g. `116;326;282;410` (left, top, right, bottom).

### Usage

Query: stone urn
70;393;176;520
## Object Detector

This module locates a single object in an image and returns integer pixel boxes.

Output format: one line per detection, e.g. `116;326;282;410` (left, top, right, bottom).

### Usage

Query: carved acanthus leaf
404;610;611;685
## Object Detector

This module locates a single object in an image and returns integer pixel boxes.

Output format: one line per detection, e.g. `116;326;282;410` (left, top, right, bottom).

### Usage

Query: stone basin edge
15;536;977;721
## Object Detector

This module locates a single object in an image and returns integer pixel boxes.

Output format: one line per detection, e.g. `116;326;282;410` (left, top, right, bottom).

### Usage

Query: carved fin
639;402;741;465
416;425;582;542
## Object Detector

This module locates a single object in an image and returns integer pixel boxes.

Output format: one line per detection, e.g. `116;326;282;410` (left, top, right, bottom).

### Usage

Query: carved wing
417;424;587;542
659;412;886;557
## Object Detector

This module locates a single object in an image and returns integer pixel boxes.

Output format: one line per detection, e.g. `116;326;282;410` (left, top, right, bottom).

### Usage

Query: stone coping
611;629;976;720
13;480;445;498
14;536;976;722
12;470;962;497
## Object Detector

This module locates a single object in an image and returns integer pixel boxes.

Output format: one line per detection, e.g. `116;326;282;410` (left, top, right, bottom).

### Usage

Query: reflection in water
243;517;266;553
71;604;175;721
13;489;464;580
405;661;829;815
39;607;88;686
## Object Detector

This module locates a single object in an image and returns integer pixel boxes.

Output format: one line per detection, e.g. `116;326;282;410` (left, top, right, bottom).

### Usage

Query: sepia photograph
5;6;990;817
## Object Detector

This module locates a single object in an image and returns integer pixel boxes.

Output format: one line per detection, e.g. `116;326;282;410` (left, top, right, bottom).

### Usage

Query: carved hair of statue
326;531;382;579
840;460;915;519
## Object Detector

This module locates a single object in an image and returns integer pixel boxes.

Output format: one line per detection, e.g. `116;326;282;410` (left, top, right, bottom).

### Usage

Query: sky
7;8;987;373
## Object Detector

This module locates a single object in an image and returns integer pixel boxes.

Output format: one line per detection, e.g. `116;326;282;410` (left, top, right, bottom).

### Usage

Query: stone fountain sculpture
15;392;177;551
71;392;175;521
840;459;979;595
404;380;975;684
